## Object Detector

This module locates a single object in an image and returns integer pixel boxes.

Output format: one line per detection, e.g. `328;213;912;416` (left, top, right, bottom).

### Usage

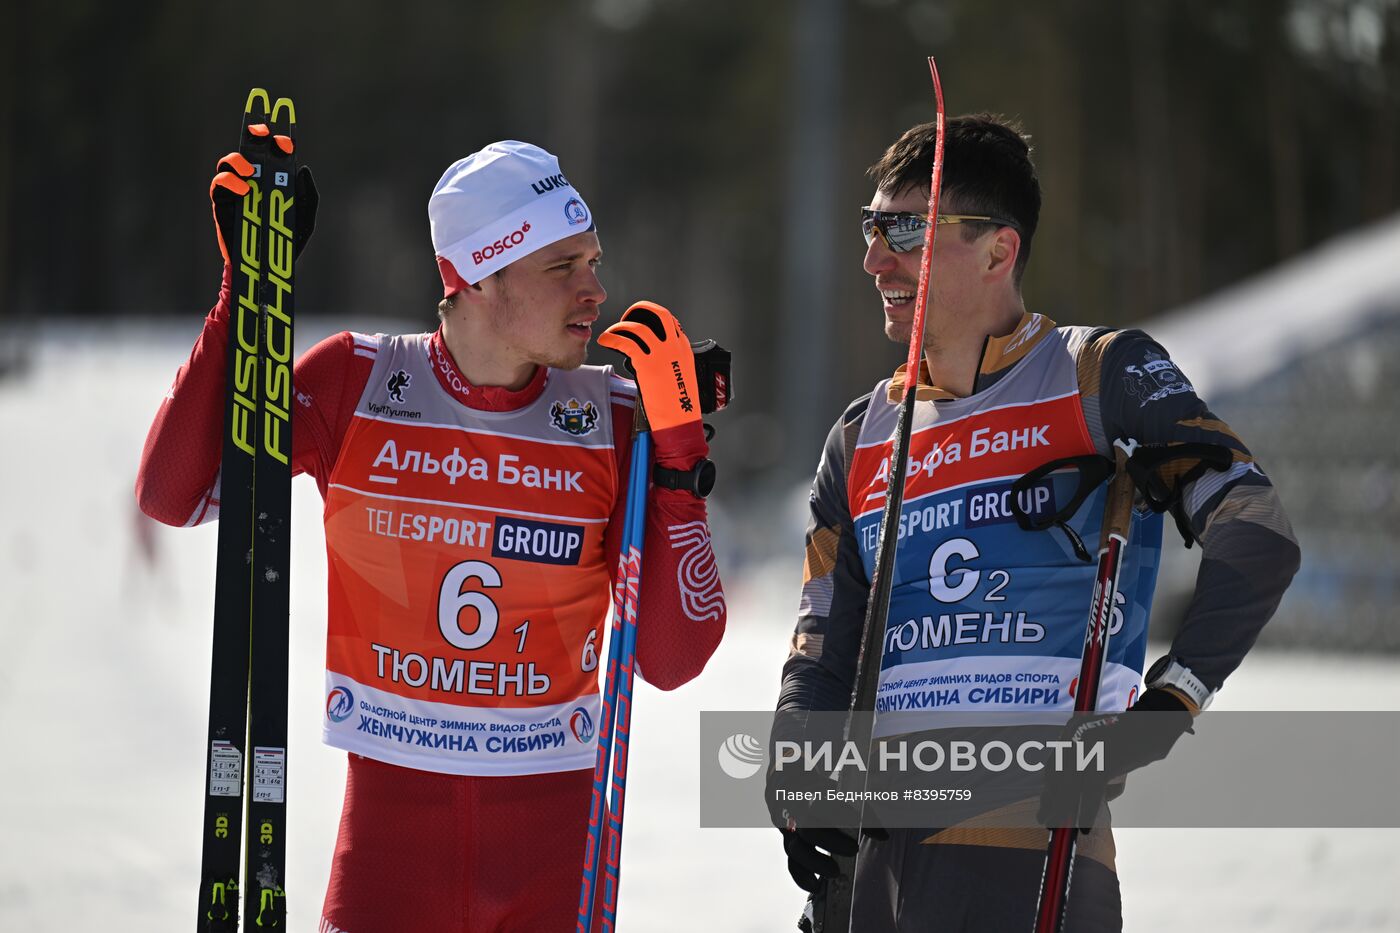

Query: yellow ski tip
271;97;296;125
245;87;272;117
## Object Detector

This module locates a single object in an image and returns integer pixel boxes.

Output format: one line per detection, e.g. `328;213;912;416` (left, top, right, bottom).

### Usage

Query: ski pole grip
1102;440;1138;547
691;339;732;415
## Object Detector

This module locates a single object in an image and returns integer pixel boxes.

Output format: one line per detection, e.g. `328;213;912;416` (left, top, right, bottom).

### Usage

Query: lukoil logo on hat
429;140;595;296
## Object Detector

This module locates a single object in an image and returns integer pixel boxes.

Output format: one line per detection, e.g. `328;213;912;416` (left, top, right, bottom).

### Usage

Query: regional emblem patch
386;369;412;403
550;398;600;436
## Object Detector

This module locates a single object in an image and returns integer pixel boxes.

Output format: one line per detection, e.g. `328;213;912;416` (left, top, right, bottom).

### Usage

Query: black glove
780;824;858;894
290;165;318;259
766;709;887;893
1037;688;1194;832
210;154;318;265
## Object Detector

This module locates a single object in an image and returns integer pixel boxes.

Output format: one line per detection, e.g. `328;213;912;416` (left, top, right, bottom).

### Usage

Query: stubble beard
551;344;589;371
496;279;587;372
885;317;943;355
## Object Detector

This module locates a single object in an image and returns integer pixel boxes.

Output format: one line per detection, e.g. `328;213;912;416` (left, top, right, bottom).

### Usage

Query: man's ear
985;226;1022;282
455;276;494;310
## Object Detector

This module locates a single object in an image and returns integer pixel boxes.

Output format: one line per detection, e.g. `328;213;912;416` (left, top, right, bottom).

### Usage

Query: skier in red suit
138;140;727;933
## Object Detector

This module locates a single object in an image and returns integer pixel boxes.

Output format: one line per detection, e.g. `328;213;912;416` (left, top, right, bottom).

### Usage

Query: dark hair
437;262;513;320
866;113;1041;286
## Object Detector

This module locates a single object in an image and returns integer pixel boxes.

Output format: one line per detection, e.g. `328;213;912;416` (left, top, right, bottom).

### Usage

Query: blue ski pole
578;412;650;933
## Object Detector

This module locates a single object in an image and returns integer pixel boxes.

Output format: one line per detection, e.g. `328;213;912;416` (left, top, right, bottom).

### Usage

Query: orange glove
598;301;708;467
209;151;257;265
209;141;318;266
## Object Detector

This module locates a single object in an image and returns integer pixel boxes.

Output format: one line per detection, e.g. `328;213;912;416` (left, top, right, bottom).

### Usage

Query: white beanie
429;140;594;295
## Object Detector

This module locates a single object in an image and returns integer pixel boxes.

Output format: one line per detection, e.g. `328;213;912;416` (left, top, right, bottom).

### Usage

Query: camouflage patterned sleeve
1083;329;1302;695
776;395;876;714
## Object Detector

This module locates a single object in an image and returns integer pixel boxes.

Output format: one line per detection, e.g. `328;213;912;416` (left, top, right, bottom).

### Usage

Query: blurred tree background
2;0;1397;483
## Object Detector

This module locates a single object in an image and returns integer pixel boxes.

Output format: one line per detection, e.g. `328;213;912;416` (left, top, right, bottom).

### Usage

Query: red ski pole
1033;438;1139;932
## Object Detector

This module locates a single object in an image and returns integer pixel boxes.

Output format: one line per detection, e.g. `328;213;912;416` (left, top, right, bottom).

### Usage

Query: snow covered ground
1;321;1396;932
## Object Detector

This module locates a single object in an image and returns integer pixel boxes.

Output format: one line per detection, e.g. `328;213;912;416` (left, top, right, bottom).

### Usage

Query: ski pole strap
690;339;733;415
1119;442;1234;547
693;340;731;444
1010;454;1112;563
1011;442;1235;558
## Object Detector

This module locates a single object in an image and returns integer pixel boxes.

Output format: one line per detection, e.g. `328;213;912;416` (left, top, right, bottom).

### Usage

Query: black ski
198;87;271;932
815;58;946;933
244;93;296;929
196;87;296;931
